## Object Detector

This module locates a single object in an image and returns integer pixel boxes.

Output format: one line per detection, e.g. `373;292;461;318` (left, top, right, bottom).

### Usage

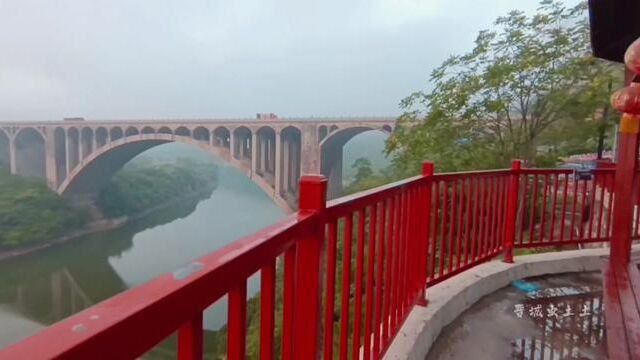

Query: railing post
292;174;327;360
503;160;522;263
416;161;434;306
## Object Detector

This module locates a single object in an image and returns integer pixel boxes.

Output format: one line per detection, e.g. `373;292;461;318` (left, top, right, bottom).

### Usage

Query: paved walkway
427;272;606;360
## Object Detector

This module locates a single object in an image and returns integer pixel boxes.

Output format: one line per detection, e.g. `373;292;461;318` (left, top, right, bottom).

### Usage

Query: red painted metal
338;214;353;360
323;219;337;360
2;158;631;360
281;246;296;360
259;260;276;360
227;280;247;360
363;205;377;360
292;175;327;359
178;313;203;360
352;208;366;360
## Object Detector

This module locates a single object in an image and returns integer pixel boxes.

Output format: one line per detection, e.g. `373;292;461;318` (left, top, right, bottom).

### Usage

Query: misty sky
0;0;581;121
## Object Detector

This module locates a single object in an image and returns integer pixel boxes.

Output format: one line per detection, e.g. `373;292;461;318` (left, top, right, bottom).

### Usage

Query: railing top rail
0;212;315;360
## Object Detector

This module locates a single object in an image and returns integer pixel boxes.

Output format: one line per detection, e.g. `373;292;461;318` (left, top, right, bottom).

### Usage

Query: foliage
96;160;217;218
387;0;621;174
0;170;87;248
344;157;397;195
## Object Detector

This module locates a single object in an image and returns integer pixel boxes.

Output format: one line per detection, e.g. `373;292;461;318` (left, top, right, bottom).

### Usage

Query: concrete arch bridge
0;116;395;212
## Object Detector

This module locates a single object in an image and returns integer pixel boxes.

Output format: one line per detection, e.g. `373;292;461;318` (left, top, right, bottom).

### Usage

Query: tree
387;0;620;174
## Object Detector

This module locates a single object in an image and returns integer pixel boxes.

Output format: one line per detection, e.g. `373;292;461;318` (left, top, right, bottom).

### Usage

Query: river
0;163;285;351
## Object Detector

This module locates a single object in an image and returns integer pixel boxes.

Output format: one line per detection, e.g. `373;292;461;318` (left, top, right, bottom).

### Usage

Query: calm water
0;165;285;349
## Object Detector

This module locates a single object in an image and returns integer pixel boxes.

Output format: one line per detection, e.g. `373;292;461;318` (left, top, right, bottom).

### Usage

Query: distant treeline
0;160;218;248
96;160;218;218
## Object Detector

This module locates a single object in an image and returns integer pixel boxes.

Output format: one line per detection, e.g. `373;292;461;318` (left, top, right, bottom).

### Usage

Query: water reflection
511;291;606;359
0;197;202;328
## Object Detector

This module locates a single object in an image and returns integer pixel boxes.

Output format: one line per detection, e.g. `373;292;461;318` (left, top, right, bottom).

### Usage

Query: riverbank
0;186;215;262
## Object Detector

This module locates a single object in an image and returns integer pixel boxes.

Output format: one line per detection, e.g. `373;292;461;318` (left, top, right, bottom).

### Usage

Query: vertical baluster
488;177;499;253
391;194;401;331
558;174;569;243
324;219;338;360
587;174;598;240
548;174;559;243
260;260;276;360
430;182;440;281
364;204;377;360
569;176;579;242
518;174;530;245
228;280;247;360
373;200;386;358
539;175;549;243
464;178;473;265
578;179;589;240
456;180;464;269
439;182;448;277
470;177;480;263
178;313;203;360
528;175;539;245
495;177;506;254
477;177;487;259
596;173;607;240
281;247;296;360
382;197;395;344
605;173;615;239
448;180;457;273
352;208;366;360
339;214;353;360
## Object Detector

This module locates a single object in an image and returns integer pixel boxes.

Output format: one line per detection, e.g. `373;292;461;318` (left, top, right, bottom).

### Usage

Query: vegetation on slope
95;159;218;218
0;170;87;248
0;160;217;249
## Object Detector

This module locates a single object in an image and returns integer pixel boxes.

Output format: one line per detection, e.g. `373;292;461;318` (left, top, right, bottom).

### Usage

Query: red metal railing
0;161;618;360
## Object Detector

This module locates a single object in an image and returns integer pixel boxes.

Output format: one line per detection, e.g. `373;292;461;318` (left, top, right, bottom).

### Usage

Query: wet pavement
427;272;606;360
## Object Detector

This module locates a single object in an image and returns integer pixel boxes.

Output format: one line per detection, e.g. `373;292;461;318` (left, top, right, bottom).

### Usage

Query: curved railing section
0;161;621;360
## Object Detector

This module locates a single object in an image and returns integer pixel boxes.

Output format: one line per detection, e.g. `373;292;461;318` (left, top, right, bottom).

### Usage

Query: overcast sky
0;0;581;121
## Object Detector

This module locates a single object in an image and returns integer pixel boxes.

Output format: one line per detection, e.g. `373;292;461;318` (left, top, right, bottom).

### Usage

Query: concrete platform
384;245;640;360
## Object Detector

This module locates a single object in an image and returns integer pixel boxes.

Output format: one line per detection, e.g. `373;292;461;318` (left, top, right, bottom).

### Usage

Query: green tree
387;0;620;174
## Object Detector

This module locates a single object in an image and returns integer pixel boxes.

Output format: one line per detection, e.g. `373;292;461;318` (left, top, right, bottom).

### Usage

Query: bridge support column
230;129;236;160
283;138;290;194
300;124;320;174
9;136;16;174
251;132;258;176
65;131;71;177
45;131;58;189
275;131;282;196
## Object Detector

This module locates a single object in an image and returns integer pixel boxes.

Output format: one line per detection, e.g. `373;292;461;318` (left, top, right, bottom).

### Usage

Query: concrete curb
383;245;640;360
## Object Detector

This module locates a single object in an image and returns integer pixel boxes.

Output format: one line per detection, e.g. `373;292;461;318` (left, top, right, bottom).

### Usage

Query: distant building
63;117;85;121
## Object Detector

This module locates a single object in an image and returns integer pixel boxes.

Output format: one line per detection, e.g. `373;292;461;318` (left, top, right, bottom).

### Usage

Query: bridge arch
57;133;292;212
96;127;108;148
320;126;392;198
175;126;190;137
110;127;123;141
81;127;94;159
125;127;139;137
141;126;155;134
193;127;210;143
14;127;46;178
213;127;230;148
232;126;252;160
158;126;172;134
0;128;9;170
